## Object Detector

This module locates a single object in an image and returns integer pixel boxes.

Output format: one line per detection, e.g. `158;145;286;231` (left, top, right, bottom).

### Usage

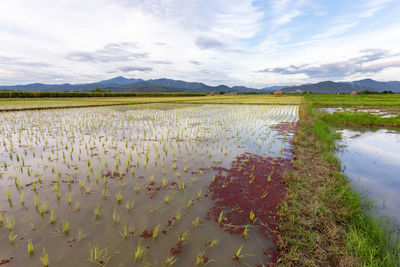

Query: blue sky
0;0;400;88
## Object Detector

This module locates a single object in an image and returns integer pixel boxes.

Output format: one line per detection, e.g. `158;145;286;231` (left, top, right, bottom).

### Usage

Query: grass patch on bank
277;98;400;266
307;94;400;108
321;112;400;127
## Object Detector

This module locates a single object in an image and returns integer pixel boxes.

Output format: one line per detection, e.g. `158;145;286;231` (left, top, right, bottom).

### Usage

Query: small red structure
273;89;283;97
350;90;357;96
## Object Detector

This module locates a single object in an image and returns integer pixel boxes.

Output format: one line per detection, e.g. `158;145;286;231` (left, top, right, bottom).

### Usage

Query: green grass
278;97;400;266
307;94;400;108
321;112;400;127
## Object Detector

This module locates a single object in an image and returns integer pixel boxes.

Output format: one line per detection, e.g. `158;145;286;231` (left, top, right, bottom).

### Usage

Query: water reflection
336;128;400;226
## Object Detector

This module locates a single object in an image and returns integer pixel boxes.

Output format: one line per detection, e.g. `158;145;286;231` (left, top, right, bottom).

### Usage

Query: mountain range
0;77;399;94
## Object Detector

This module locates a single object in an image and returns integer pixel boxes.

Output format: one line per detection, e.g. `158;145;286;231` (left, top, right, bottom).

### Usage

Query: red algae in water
140;230;153;239
207;152;293;264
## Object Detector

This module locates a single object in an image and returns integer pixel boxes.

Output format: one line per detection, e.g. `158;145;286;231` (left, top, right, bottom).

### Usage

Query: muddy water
336;128;400;226
0;104;298;266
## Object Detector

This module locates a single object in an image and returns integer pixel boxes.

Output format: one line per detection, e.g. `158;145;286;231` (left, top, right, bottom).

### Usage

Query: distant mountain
260;85;289;92
96;76;143;85
0;77;259;93
1;76;399;94
281;79;400;93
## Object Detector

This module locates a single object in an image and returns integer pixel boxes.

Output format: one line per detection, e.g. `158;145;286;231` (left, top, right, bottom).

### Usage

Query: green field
308;94;400;109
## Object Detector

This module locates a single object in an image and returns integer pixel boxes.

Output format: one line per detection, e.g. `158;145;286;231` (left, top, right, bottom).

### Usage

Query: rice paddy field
0;95;301;111
0;99;299;266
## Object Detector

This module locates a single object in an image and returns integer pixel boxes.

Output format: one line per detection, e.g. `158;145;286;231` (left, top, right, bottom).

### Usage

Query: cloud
66;42;148;63
150;60;172;65
0;0;400;87
117;66;153;72
190;60;202;65
257;49;400;79
195;37;226;50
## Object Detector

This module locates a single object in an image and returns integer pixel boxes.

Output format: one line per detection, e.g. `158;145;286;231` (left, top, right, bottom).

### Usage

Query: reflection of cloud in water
352;143;400;166
337;128;400;225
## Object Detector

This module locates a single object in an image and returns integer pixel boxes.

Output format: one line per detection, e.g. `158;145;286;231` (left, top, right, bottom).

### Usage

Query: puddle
336;128;400;226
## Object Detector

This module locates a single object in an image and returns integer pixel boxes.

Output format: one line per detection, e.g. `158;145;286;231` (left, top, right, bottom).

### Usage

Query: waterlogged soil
336;127;400;226
317;107;399;118
0;104;298;266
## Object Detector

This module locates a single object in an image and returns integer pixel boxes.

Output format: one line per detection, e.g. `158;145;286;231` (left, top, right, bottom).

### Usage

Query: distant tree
91;88;104;92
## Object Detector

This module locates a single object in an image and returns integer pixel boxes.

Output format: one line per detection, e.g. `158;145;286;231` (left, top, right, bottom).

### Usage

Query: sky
1;0;400;88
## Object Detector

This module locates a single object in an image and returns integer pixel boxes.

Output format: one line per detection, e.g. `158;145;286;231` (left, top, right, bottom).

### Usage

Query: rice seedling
195;251;214;265
177;231;189;243
78;229;85;242
89;244;112;266
249;210;255;222
207;239;220;248
218;210;224;225
20;190;24;204
39;203;47;215
41;248;49;267
193;217;201;227
27;239;34;255
243;225;249;238
67;193;72;205
94;204;101;218
165;255;177;266
9;230;18;244
233;245;243;261
119;224;128;239
34;193;39;207
153;224;160;239
63;221;69;234
176;211;181;221
113;207;120;224
134;241;147;262
49;208;55;224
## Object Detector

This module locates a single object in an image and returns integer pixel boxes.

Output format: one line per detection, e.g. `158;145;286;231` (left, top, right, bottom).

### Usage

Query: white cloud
0;0;399;87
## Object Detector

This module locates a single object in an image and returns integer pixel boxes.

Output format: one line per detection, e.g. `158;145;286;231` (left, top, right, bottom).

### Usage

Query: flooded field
336;128;400;226
0;103;298;266
317;107;399;118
